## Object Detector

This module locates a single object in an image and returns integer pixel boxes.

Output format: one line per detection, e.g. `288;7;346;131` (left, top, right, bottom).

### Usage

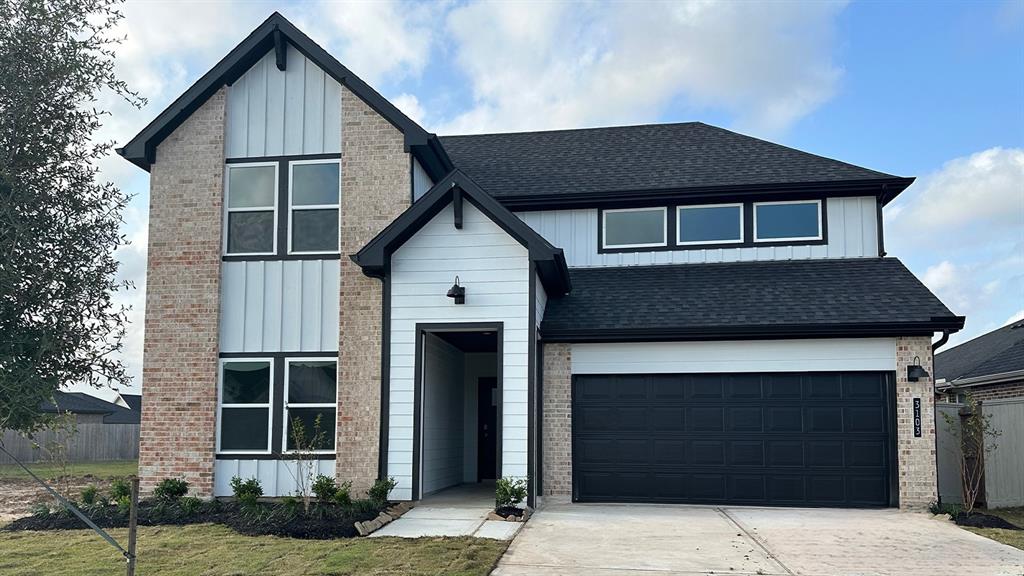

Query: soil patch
954;512;1021;530
0;475;120;520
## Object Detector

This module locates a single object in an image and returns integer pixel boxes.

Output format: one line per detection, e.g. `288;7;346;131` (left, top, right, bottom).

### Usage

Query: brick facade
895;335;937;509
960;381;1024;402
541;343;572;500
139;89;226;497
335;86;411;494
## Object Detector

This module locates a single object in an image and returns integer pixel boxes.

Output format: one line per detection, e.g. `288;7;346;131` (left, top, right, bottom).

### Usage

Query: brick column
542;343;573;500
139;89;226;496
336;86;411;495
895;335;937;509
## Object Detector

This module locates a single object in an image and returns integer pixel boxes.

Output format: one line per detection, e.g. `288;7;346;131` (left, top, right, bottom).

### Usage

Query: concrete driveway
493;503;1024;576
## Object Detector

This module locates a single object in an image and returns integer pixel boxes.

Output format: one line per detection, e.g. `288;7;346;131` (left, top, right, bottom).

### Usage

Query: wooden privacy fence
936;397;1024;508
0;423;139;464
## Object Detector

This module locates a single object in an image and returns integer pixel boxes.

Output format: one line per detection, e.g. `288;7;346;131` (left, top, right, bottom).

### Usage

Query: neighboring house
40;391;141;425
935;322;1024;402
117;13;963;510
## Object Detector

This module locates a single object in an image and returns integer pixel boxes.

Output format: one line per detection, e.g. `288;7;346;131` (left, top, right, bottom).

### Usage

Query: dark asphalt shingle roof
935;322;1024;382
39;391;141;424
541;258;959;337
440;122;900;200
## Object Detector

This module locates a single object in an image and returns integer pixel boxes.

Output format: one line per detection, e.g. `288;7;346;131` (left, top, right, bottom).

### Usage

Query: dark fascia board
352;169;571;295
116;12;452;179
493;177;917;212
541;317;966;343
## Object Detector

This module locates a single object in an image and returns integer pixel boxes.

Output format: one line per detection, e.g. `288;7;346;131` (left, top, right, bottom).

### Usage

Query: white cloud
438;1;845;135
1006;310;1024;326
391;93;427;125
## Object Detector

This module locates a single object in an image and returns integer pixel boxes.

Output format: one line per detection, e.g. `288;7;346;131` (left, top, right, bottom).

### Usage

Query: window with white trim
288;160;340;254
677;203;743;245
218;360;273;453
602;207;667;249
283;359;337;452
225;163;277;255
754;200;822;242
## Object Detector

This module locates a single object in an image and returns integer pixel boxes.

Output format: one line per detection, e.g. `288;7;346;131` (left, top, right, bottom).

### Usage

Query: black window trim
223;153;343;262
597;199;828;254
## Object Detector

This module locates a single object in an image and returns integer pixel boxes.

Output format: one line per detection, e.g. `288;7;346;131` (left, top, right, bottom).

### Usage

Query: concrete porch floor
371;482;523;540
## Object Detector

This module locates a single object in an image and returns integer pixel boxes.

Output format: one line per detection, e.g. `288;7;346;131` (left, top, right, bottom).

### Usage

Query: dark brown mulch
3;499;386;539
494;506;524;519
954;512;1022;530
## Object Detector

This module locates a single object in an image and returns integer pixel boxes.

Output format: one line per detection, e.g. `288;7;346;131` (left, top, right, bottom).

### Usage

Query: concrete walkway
494;503;1024;576
370;482;524;540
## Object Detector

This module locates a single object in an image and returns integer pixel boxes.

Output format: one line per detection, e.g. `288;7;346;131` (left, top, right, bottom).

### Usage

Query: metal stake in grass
127;477;139;576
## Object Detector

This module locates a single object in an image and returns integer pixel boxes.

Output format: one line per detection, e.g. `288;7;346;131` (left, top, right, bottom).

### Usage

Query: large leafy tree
0;0;143;433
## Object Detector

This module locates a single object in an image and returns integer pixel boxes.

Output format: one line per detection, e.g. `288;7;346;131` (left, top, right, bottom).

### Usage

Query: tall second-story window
225;163;277;255
289;160;340;254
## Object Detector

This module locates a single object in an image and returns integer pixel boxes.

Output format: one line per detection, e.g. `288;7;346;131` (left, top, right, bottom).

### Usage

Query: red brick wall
139;89;225;496
969;381;1024;402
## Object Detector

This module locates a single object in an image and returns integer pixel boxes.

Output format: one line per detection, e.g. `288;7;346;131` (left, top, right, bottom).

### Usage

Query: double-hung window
283;359;337;452
753;200;822;242
677;203;743;245
218;360;273;453
225;163;277;255
602;207;667;249
288;160;340;254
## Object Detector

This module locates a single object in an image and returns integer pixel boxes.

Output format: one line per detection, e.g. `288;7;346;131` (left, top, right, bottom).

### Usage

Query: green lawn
0;524;508;575
0;460;137;481
964;507;1024;550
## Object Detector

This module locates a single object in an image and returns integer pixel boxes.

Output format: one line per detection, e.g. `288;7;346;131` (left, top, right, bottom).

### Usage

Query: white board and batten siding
225;44;341;158
517;196;879;268
412;158;433;200
571;338;897;374
388;202;531;501
214;459;335;497
421;335;466;495
220;260;339;353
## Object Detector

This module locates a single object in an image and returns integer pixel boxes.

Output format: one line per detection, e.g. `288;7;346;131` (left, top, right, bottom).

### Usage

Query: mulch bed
3;499;386;539
954;512;1021;530
494;506;524;519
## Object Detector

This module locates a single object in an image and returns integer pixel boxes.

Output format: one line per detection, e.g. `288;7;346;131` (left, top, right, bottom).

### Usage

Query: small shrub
281;495;301;513
929;500;962;517
230;476;263;506
311;474;337;502
333;480;352;507
367;476;397;503
80;485;99;506
495;477;527;509
115;495;131;515
109;478;131;500
348;498;384;515
30;503;50;517
179;496;202;516
153;478;189;502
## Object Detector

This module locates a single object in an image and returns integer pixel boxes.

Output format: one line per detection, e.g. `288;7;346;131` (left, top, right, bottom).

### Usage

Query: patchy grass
964;507;1024;550
0;524;508;575
0;460;137;481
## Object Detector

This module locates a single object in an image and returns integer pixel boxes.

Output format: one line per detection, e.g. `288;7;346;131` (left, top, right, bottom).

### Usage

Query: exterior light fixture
907;355;930;382
447;276;465;304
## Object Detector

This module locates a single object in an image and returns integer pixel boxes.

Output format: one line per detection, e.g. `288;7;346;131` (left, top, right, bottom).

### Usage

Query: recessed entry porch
413;324;501;502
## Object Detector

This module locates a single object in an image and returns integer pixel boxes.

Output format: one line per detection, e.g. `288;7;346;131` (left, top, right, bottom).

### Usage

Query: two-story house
119;13;963;510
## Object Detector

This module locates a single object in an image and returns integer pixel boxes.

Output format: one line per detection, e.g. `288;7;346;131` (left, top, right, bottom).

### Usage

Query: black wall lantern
447;276;465;304
907;355;930;382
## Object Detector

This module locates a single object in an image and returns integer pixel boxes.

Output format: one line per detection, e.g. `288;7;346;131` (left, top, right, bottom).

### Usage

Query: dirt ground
0;475;120;523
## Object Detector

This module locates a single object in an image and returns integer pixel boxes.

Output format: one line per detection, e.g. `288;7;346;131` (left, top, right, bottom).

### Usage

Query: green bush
929;500;962;517
153;478;189;502
80;485;99;506
229;476;263;506
495;477;527;509
115;495;131;514
348;498;384;515
367;477;397;503
179;496;202;516
333;480;353;507
311;474;337;502
109;478;131;500
30;503;50;517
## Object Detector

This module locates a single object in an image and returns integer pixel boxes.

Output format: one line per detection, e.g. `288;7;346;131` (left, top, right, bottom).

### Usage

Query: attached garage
572;371;896;507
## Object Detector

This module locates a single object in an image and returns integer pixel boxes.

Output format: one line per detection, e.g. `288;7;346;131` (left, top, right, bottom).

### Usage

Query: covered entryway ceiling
572;371;895;507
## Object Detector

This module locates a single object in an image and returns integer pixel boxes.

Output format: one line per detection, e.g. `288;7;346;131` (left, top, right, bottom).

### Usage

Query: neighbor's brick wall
335;85;411;494
139;88;225;497
896;335;937;509
964;381;1024;402
542;343;572;499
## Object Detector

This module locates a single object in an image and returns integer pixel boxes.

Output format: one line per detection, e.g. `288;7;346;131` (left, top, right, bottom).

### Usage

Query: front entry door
478;377;498;481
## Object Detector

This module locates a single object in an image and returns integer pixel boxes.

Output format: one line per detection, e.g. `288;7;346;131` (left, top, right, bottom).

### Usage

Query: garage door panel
573;371;893;507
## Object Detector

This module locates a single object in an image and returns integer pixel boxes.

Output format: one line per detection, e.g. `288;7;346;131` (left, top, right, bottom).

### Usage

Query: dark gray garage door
572;372;895;507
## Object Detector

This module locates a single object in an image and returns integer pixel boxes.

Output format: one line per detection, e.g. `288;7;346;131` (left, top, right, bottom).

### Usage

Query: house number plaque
913;398;922;437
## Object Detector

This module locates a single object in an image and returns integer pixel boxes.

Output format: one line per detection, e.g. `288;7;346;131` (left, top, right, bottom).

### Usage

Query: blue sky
84;0;1023;397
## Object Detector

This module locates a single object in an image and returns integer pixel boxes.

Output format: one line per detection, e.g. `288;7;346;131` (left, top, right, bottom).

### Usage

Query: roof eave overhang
493;177;917;211
117;12;451;177
541;317;965;343
944;368;1024;389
